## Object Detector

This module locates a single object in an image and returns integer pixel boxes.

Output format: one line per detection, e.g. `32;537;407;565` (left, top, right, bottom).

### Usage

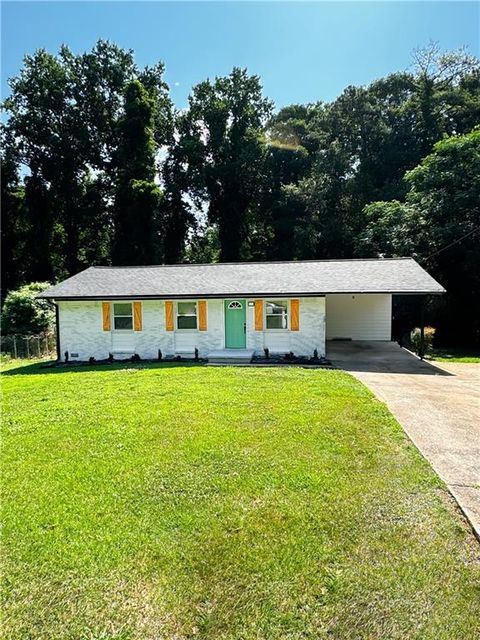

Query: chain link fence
1;331;57;360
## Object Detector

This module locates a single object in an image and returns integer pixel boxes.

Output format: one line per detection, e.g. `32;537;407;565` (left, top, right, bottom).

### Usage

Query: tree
257;106;315;260
184;225;220;264
411;42;480;156
356;129;480;345
3;49;71;278
160;110;199;264
23;174;57;283
112;80;162;265
1;282;55;335
297;53;479;263
405;129;480;344
355;201;421;258
1;138;27;295
182;68;273;261
2;41;173;283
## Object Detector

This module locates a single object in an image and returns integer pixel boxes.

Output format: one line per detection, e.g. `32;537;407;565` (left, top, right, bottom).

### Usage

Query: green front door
224;299;246;348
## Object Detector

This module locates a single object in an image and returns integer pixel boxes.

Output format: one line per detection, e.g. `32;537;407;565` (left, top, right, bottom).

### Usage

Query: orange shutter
254;300;263;331
165;301;174;331
133;301;142;331
291;299;300;331
102;302;111;331
198;300;207;331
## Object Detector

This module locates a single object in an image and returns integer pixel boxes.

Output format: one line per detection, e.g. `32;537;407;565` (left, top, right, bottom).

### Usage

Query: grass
428;347;480;363
2;361;479;640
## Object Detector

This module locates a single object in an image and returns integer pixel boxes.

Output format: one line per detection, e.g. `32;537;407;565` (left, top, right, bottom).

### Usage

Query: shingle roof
39;258;445;300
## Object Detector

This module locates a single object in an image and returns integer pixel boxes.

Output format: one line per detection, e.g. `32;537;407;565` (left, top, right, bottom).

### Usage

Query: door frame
224;299;247;349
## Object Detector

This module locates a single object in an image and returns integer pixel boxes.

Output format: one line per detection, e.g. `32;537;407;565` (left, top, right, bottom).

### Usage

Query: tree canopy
1;282;55;335
2;41;479;344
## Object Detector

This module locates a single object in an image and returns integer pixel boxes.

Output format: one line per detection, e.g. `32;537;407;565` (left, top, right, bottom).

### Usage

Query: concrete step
207;348;254;364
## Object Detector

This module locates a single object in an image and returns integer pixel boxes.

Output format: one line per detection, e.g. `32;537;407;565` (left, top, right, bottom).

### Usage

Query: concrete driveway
327;341;480;539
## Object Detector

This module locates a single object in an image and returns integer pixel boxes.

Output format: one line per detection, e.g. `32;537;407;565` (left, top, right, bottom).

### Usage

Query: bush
411;326;436;356
1;282;55;335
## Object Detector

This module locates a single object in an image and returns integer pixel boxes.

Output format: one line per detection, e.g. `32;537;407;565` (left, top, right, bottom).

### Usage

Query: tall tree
356;129;480;345
256;105;316;260
3;49;70;278
182;68;273;261
160;109;200;264
112;80;162;265
3;41;173;282
289;48;479;263
411;43;480;156
406;128;480;344
0;138;27;295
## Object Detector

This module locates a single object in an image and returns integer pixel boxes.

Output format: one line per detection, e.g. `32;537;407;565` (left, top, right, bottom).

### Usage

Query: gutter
38;290;446;301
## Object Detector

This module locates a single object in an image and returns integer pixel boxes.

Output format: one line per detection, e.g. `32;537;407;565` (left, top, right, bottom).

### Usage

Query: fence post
37;336;41;358
13;335;17;359
26;336;30;359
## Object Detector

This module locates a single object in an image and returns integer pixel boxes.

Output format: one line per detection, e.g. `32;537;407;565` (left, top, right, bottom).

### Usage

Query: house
39;258;445;362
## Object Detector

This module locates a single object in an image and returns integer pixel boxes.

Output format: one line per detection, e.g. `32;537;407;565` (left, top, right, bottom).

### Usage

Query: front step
207;348;255;364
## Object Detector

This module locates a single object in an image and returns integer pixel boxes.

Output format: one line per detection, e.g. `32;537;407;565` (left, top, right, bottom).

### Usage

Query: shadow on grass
1;360;206;376
428;348;480;363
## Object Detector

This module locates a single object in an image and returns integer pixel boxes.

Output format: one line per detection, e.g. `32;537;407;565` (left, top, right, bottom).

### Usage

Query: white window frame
112;301;134;332
265;299;289;331
176;300;198;331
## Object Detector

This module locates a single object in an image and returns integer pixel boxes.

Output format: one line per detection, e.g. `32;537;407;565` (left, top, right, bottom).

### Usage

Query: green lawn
428;347;480;363
2;361;479;640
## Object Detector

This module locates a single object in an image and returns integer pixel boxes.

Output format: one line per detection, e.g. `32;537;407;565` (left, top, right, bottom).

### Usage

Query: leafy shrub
1;282;54;335
411;326;436;355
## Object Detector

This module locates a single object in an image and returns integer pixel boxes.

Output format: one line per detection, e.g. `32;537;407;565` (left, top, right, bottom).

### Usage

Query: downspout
54;301;61;362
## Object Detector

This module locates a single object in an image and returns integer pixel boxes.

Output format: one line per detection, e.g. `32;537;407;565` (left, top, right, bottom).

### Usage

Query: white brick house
39;259;444;362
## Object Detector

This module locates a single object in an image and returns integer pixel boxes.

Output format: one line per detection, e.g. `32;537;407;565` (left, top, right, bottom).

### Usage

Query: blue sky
2;1;479;109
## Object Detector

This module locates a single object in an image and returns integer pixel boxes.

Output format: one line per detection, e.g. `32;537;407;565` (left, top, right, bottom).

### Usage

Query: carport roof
39;258;445;300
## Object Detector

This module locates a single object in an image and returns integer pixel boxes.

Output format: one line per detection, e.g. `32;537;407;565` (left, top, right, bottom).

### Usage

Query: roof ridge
91;257;414;269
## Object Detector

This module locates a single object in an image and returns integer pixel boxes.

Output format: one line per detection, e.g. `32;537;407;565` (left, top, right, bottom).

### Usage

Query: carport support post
419;296;426;360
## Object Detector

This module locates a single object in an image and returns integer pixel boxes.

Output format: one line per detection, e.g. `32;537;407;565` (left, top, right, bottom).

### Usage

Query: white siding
58;301;110;361
172;299;224;356
326;294;392;341
57;296;326;361
248;297;325;356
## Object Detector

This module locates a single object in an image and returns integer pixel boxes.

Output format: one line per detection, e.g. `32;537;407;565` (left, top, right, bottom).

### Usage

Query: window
228;301;243;309
113;302;133;330
177;301;197;329
265;300;288;329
